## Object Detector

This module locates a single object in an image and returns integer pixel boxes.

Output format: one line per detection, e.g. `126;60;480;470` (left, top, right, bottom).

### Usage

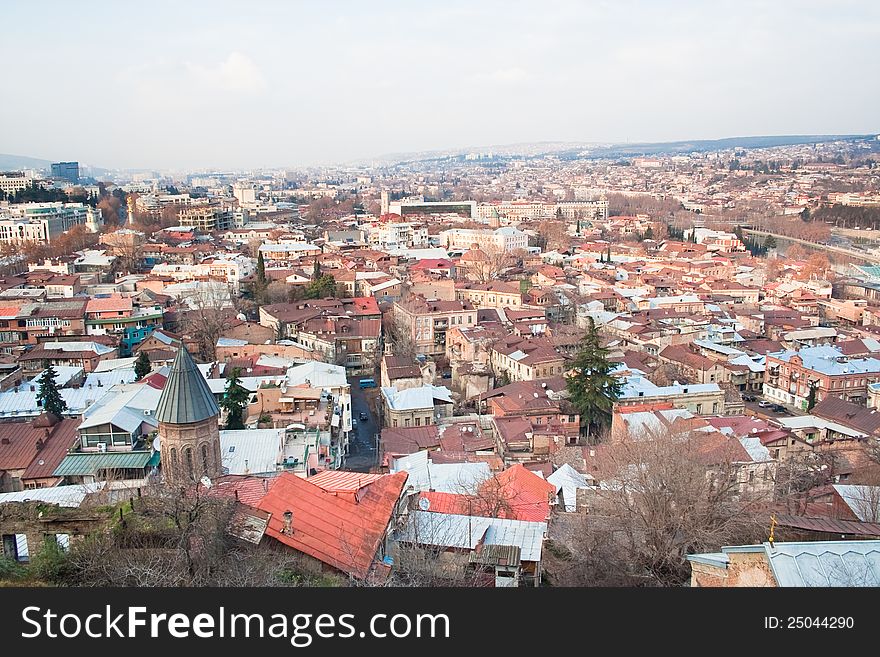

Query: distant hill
363;134;876;166
0;153;54;171
558;134;876;160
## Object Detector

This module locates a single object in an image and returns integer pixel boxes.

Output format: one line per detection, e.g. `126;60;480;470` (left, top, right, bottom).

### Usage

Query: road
743;399;804;421
742;228;880;264
344;378;379;472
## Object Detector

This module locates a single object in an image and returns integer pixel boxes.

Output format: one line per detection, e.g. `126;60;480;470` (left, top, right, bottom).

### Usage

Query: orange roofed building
256;470;409;582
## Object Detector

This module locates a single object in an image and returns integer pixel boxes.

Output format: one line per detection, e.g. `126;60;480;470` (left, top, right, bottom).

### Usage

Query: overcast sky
2;0;877;170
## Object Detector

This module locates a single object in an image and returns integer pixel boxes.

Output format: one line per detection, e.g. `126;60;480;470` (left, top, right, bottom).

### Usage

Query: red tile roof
0;416;79;475
257;471;408;580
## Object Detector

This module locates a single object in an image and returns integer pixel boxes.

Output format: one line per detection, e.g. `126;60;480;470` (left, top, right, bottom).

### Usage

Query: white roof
381;385;453;411
776;414;867;439
286;360;349;389
219;429;285;475
832;485;880;522
391;450;490;494
43;340;115;355
79;382;164;432
0;483;107;508
547;463;592;512
93;357;138;372
403;511;547;562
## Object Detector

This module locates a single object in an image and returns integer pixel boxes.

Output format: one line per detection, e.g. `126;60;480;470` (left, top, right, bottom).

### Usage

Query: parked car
351;418;358;429
758;400;772;407
771;404;787;413
359;411;369;422
742;394;756;402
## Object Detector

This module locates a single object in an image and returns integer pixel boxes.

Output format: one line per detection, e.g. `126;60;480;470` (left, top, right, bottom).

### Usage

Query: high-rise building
50;161;79;184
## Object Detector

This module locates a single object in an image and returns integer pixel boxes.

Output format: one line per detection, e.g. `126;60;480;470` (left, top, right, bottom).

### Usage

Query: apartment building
0;202;103;245
454;281;523;309
764;345;880;409
177;203;233;232
443;226;528;252
489;335;567;383
393;295;478;357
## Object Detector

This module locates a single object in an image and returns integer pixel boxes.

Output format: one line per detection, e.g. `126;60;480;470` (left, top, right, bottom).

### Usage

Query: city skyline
2;1;879;170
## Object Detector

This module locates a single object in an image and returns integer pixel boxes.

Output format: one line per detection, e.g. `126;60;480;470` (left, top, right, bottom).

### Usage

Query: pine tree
806;380;818;411
220;367;249;430
312;258;321;280
644;225;654;240
36;364;68;417
256;251;267;287
134;351;151;381
566;318;622;441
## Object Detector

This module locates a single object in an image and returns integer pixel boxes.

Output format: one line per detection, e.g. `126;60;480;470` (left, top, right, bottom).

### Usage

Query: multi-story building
443;227;528;252
489;335;567;382
0;173;33;197
150;254;254;294
50;161;79;184
764;345;880;409
177;203;233;232
454;281;523;309
393;295;478;357
0;202;103;244
364;220;429;249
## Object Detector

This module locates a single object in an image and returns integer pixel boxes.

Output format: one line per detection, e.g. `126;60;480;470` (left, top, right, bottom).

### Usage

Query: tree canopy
36;364;68;417
220;367;249;430
565;318;622;440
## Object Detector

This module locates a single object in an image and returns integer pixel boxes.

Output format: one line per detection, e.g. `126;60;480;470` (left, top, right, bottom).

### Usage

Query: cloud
185;51;267;93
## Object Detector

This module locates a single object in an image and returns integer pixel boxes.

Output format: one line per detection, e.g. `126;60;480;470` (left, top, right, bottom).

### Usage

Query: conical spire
155;345;220;425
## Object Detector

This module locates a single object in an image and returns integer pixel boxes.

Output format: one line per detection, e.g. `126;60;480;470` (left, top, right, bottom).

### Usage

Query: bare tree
557;430;769;586
176;284;237;361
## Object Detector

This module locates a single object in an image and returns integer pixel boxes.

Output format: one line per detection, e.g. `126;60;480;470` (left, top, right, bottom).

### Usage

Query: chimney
1;437;9;445
282;510;294;535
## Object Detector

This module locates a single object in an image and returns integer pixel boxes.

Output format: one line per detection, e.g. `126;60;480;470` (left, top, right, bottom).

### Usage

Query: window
415;417;421;426
185;448;194;480
201;444;210;476
404;418;411;427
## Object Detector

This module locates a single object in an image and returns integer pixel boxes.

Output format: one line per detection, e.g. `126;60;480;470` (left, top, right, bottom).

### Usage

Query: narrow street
344;377;379;472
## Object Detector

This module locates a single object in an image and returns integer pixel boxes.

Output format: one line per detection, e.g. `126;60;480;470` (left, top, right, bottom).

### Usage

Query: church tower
155;346;222;487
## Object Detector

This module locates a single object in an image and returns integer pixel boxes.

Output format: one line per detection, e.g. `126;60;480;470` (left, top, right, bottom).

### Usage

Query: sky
1;0;878;170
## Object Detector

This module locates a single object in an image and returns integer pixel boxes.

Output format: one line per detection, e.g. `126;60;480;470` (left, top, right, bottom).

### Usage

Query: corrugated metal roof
219;429;284;475
0;483;105;507
765;541;880;587
403;511;546;562
53;450;154;476
155;346;220;424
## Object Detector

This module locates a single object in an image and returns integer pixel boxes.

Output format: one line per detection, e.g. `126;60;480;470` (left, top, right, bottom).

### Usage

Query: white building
442;226;529;252
0;202;103;245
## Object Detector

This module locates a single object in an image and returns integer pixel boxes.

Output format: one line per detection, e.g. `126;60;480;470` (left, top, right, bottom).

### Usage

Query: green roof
54;450;154;476
155;346;220;425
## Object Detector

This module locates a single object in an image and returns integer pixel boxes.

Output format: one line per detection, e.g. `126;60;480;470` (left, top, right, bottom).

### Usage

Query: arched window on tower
201;443;210;476
185;447;194;481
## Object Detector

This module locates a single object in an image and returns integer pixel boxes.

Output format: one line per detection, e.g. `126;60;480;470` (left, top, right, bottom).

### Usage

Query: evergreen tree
764;234;777;250
566;318;622;441
312;258;321;280
806;380;818;411
134;351;151;381
256;251;267;286
304;274;336;299
606;245;612;262
220;367;249;430
36;364;68;417
644;225;654;240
